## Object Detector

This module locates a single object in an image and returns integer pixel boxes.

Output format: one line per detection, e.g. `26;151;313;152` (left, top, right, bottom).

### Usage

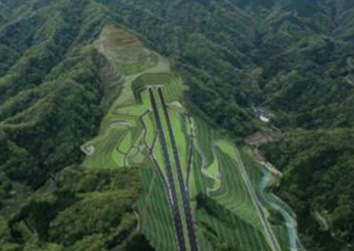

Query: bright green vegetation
203;150;221;193
138;166;177;251
1;1;354;251
77;23;299;251
194;138;293;251
106;1;354;249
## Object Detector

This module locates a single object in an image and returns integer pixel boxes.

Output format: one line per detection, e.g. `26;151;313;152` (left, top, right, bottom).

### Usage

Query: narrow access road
234;150;282;251
259;172;299;251
149;88;186;251
158;87;199;251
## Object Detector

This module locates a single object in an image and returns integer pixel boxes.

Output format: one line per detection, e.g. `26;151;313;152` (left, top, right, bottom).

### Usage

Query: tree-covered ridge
261;129;354;250
96;2;354;249
0;0;107;189
0;1;353;251
0;1;118;250
99;0;354;133
1;166;149;251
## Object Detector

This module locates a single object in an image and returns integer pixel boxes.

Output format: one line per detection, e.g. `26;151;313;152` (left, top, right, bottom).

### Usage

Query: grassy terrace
81;24;300;251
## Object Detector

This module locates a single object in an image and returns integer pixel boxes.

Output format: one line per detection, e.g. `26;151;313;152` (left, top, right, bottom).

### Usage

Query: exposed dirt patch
94;24;151;63
245;128;282;177
245;129;278;147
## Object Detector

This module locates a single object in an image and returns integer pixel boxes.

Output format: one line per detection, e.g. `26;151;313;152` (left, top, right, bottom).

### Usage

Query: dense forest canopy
0;0;353;250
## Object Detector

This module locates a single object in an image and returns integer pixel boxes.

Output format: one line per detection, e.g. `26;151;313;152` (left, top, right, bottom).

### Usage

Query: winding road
234;149;282;251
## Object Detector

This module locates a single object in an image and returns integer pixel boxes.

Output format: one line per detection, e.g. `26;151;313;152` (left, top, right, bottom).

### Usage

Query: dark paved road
149;88;186;251
158;87;199;251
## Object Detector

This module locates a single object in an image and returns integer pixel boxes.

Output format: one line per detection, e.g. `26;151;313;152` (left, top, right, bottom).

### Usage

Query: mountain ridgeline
0;0;353;250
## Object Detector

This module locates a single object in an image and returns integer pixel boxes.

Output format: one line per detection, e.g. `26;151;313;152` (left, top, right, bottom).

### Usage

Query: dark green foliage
0;1;135;250
49;191;136;244
100;0;354;136
2;166;143;250
0;0;354;250
261;129;354;250
0;0;107;189
101;2;354;249
123;233;155;251
0;174;12;209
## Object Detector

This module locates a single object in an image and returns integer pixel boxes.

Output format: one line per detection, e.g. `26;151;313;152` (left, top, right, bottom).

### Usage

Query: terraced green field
82;25;303;251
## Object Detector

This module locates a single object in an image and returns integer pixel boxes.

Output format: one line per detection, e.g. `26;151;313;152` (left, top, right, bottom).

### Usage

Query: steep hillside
100;0;354;132
0;1;354;251
97;1;354;250
0;1;147;250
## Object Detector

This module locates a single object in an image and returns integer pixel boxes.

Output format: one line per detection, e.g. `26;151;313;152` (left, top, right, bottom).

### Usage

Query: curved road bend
158;87;199;251
149;88;186;251
234;150;282;251
139;111;174;227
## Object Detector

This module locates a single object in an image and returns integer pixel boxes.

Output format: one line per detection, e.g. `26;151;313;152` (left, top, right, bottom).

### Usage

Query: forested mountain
0;0;353;250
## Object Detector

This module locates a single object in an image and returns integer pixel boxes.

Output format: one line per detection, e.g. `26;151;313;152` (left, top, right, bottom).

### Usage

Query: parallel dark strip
158;87;199;251
139;111;173;227
185;115;194;188
149;88;186;251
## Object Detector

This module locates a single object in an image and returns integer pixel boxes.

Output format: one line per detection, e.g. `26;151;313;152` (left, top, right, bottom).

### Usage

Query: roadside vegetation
78;23;298;251
1;1;353;250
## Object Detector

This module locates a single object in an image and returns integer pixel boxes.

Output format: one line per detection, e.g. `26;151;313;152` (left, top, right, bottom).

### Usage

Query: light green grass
82;27;296;251
203;151;221;192
139;167;177;251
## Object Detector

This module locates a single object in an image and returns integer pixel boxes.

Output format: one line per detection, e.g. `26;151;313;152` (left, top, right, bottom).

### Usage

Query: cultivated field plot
82;25;303;251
